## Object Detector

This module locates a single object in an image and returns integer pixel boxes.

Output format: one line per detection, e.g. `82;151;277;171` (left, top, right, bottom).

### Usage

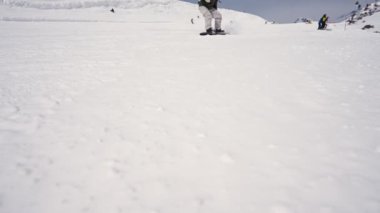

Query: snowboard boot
206;28;213;35
215;29;225;35
215;29;225;34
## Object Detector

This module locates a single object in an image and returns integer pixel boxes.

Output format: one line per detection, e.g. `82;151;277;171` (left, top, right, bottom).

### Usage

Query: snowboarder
318;14;328;30
198;0;224;35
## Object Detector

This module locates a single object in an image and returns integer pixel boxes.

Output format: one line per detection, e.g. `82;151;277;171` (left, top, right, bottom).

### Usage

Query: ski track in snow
0;2;380;213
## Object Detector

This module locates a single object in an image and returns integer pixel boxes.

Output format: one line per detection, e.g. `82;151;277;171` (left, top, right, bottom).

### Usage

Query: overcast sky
183;0;376;23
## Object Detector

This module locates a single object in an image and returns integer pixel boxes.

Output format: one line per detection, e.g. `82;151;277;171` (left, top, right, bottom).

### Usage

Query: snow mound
1;0;176;9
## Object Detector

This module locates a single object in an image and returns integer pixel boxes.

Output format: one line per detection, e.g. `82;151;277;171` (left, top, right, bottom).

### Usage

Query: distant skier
198;0;224;35
318;14;329;30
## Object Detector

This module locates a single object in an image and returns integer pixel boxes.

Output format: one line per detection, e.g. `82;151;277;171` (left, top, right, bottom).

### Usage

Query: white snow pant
199;6;222;30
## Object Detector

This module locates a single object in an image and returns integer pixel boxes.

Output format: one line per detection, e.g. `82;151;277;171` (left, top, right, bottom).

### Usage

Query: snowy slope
0;0;196;23
2;0;176;9
1;1;380;213
329;12;380;33
327;12;380;32
353;11;380;32
0;0;265;28
336;1;380;33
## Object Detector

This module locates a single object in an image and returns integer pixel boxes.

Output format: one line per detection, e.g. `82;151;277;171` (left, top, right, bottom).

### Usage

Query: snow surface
0;1;380;213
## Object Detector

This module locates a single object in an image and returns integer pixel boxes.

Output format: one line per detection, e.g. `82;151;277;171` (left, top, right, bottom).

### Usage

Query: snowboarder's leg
210;9;222;30
323;21;327;29
199;6;212;31
318;21;323;29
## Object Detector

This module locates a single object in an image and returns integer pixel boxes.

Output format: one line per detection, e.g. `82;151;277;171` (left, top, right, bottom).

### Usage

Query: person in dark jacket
318;14;329;30
198;0;224;34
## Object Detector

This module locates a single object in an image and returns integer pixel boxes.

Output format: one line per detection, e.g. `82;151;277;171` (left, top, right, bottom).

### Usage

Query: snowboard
200;31;227;36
